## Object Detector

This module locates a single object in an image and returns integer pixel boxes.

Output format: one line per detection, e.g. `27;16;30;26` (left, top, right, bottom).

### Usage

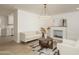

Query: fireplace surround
50;27;67;40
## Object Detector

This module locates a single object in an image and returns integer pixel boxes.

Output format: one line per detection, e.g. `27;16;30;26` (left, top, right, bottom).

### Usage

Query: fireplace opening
53;30;63;38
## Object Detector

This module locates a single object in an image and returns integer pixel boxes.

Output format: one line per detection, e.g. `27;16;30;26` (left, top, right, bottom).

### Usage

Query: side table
39;37;56;49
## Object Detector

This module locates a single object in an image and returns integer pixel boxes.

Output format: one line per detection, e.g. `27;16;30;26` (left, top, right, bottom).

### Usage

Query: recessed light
76;8;79;10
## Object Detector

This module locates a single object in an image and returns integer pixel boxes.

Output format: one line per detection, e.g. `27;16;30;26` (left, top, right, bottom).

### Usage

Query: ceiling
0;4;79;15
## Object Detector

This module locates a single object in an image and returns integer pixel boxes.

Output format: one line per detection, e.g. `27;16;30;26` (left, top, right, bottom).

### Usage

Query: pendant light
40;4;52;28
43;4;47;15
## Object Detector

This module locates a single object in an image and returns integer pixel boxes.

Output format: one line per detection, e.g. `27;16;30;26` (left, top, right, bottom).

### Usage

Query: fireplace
51;27;67;39
53;30;63;38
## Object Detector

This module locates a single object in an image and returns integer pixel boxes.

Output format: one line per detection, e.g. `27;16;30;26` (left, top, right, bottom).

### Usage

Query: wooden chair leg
58;50;60;55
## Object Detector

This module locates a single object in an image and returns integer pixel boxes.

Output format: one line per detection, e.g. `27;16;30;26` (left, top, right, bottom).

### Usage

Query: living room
0;4;79;55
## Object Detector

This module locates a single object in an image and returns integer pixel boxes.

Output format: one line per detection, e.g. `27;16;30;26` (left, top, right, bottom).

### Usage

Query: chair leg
58;50;60;55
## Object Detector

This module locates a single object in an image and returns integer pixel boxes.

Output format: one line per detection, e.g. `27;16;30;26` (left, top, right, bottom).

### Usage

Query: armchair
57;39;79;55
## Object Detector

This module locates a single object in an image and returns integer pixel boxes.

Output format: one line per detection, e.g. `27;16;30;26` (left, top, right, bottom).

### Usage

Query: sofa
57;39;79;55
20;31;42;42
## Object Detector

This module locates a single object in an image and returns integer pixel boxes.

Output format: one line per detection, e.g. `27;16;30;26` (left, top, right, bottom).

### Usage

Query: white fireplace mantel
49;26;67;40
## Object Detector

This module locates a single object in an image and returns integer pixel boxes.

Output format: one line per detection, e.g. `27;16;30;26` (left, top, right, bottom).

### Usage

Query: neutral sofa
57;39;79;55
20;31;42;42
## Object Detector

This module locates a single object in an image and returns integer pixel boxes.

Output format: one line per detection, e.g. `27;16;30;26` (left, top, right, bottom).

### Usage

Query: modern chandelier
40;4;52;28
43;4;47;15
41;4;50;16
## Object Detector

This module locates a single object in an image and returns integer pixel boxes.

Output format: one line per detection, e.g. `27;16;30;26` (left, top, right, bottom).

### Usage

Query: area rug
28;40;60;55
32;45;60;55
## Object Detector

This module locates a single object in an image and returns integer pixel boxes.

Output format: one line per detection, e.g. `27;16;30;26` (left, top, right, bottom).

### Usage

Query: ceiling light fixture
39;4;52;28
43;4;47;15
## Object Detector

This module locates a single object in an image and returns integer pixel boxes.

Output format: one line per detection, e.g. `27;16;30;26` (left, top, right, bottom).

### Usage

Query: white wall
18;10;40;32
0;16;8;36
0;16;8;28
52;11;79;40
8;13;14;25
18;10;53;32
